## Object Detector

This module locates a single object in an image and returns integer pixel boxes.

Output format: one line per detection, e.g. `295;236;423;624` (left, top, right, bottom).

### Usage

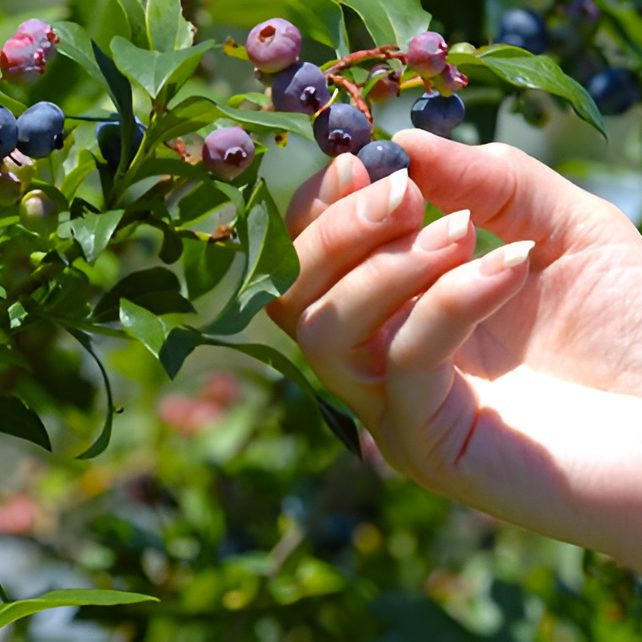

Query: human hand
267;130;642;570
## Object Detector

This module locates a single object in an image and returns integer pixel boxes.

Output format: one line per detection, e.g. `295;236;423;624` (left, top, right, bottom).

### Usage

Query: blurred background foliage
0;0;641;640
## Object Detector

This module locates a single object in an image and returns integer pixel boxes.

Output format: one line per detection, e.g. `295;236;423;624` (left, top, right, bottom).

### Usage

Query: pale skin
267;129;642;571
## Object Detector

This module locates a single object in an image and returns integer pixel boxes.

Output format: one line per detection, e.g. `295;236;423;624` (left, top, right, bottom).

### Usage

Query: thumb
392;129;599;260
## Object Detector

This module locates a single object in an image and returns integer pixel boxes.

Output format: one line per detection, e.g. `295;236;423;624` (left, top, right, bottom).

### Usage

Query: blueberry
96;117;146;169
202;126;255;180
0;107;18;159
497;9;549;54
313;103;371;157
17;19;58;58
586;68;642;115
19;189;59;236
16;101;64;158
410;91;465;138
407;31;448;78
357;140;409;183
246;17;302;74
272;62;330;115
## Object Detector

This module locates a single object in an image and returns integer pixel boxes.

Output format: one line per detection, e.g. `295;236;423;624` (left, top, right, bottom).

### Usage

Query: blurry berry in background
0;107;18;159
586;68;642;115
17;19;59;58
367;64;401;102
357;140;410;183
407;31;448;77
202;126;255;180
272;62;331;114
497;8;549;54
313;103;371;156
411;91;466;138
0;34;46;81
246;17;302;74
16;101;65;158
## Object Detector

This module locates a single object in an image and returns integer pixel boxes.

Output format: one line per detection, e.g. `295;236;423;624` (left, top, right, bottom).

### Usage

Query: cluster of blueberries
203;18;470;184
497;4;642;116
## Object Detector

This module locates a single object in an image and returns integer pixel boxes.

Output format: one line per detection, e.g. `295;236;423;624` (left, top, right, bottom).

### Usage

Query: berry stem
324;45;407;74
325;73;373;126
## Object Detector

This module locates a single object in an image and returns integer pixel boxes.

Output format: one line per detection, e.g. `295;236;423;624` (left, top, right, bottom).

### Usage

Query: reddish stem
326;45;407;74
325;73;373;126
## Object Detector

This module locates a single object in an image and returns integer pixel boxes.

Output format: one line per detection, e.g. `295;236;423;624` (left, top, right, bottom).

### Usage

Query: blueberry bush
0;0;640;639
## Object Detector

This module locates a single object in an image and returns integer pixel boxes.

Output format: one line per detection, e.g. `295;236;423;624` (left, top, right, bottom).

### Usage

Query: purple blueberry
313;103;371;157
406;31;448;78
587;68;641;116
356;140;410;183
16;101;65;158
0;107;18;159
272;62;331;115
202;126;255;180
410;91;465;138
246;18;301;74
497;9;549;54
96;117;146;169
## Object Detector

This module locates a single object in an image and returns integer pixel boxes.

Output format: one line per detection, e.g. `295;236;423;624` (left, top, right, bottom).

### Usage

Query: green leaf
0;395;51;452
91;40;135;125
336;0;431;49
68;209;125;264
450;46;605;137
215;102;314;140
0;589;158;628
52;21;103;81
93;267;194;322
61;151;98;200
110;37;215;100
70;330;116;459
159;327;361;455
210;0;346;51
120;299;168;357
146;0;195;51
182;237;237;299
0;90;27;115
115;0;149;48
204;181;299;335
177;179;244;225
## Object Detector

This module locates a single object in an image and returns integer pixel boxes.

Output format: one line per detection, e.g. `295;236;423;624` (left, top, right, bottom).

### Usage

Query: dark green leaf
0;395;51;452
177;179;244;225
110;37;215;99
145;0;195;51
70;330;116;459
129;158;210;185
182;237;237;299
120;299;168;357
210;0;346;51
450;46;605;137
0;90;26;115
61;151;98;200
0;589;158;629
115;0;149;48
159;327;361;455
337;0;431;49
68;209;125;263
156;220;184;264
52;21;103;81
91;41;134;123
204;181;299;335
93;267;194;322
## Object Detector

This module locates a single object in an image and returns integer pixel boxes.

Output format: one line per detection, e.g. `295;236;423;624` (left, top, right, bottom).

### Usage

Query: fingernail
387;168;408;214
482;240;535;275
415;208;470;251
503;240;535;268
319;153;353;202
334;153;354;192
356;167;408;223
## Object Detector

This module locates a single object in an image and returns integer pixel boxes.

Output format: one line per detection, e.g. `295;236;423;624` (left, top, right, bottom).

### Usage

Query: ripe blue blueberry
246;18;302;74
96;118;146;170
356;140;409;183
16;101;64;158
272;62;331;115
586;68;641;115
410;91;465;138
0;107;18;159
202;126;255;180
313;103;371;157
497;9;549;54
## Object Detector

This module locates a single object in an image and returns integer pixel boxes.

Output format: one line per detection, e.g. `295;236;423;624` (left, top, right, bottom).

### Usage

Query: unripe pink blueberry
407;31;449;78
202;126;255;181
19;189;60;236
0;33;46;81
367;64;401;102
17;19;58;59
246;18;302;74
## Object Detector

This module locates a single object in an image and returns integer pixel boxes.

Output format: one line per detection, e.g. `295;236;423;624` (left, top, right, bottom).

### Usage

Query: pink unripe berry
407;31;449;78
246;18;302;74
0;33;46;81
202;126;255;181
19;189;60;236
434;63;469;95
367;64;401;102
17;19;58;58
